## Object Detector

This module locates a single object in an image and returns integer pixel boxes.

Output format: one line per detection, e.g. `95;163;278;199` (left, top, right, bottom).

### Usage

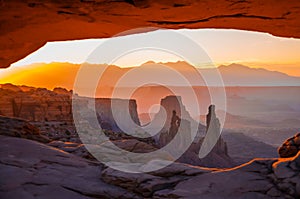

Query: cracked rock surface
1;134;300;198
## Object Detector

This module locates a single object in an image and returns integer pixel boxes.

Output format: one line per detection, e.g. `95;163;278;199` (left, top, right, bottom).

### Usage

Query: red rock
278;133;300;158
0;1;300;68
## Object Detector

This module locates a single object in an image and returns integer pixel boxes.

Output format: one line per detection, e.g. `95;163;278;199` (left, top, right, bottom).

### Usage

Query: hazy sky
9;29;300;76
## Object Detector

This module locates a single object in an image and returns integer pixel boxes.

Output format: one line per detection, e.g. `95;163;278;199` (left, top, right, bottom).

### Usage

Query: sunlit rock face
278;132;300;158
0;84;73;122
0;0;300;68
0;84;140;132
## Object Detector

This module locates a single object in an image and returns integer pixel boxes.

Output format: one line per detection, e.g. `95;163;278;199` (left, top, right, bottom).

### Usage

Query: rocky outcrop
157;96;192;131
155;95;205;141
0;116;49;143
158;110;191;147
47;140;95;160
157;98;233;168
1;134;300;198
178;104;233;168
278;132;300;158
47;133;159;161
206;105;220;133
1;1;300;68
0;86;232;168
0;84;73;122
0;84;141;133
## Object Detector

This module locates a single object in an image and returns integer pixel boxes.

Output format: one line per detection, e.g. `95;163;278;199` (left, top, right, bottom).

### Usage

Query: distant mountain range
162;61;300;86
214;63;300;86
1;61;300;88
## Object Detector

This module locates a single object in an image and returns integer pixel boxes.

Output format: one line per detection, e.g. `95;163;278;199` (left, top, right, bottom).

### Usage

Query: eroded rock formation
0;1;300;68
178;104;233;168
0;115;49;143
157;97;232;167
156;96;193;132
158;110;189;147
0;84;73;122
278;132;300;158
0;84;140;132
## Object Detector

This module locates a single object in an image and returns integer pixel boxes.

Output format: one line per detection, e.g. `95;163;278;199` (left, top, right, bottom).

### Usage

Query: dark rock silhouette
178;104;233;168
169;110;181;138
155;96;191;132
158;109;192;157
205;104;228;155
157;98;233;168
155;95;204;144
156;96;193;149
278;132;300;158
206;105;220;134
158;110;182;147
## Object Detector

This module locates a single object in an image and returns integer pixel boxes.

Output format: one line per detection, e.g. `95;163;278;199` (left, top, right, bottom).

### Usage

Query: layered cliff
0;84;73;122
95;98;140;132
0;84;140;133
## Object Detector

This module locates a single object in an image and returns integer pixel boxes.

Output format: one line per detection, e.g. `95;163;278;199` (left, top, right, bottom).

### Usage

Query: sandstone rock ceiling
0;0;300;68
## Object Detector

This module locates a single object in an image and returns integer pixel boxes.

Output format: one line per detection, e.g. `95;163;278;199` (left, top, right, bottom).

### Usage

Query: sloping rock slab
0;136;137;199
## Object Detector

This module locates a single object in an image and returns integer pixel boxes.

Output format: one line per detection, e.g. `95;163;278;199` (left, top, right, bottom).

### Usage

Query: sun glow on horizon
8;28;300;76
1;28;300;89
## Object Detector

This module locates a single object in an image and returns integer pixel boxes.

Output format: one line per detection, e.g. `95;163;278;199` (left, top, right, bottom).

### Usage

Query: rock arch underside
0;0;300;68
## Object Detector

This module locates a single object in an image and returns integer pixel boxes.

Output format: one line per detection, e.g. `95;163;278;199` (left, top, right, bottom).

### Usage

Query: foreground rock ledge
0;0;300;68
1;135;299;199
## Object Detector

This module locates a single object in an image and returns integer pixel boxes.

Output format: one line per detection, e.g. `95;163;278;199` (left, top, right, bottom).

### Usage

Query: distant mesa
0;84;140;132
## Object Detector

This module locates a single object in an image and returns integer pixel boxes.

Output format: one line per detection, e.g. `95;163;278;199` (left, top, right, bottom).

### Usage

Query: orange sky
1;61;300;91
1;29;299;88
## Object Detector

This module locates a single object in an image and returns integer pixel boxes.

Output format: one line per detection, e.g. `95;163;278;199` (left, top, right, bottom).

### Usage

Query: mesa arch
0;0;300;68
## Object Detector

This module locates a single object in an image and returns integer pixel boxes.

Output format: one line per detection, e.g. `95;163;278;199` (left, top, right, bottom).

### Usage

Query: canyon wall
0;84;73;122
0;84;140;132
94;98;140;132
